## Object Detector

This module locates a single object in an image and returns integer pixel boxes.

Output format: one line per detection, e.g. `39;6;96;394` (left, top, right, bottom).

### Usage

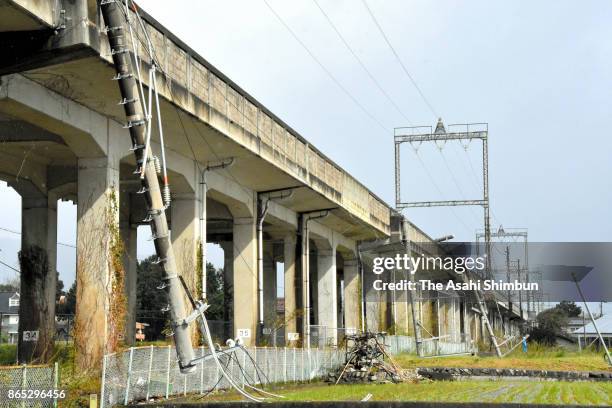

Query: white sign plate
23;331;39;342
237;328;251;338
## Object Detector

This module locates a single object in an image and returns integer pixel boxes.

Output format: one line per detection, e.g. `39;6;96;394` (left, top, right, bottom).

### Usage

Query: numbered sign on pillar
237;328;251;339
23;330;39;342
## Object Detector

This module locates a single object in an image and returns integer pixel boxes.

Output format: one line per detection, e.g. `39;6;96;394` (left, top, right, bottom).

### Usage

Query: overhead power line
0;226;76;248
0;259;20;274
312;0;412;124
361;0;438;119
263;0;389;132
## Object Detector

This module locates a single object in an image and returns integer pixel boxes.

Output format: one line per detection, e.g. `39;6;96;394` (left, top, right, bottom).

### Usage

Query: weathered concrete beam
343;258;360;334
283;233;298;345
317;247;337;346
0;0;99;75
232;216;257;346
0;74;130;158
18;192;57;363
74;155;120;372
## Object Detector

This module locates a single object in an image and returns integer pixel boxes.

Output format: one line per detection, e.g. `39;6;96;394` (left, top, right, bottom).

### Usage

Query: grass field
178;380;612;406
395;347;612;373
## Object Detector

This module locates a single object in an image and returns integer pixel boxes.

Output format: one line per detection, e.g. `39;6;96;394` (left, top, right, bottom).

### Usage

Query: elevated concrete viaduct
0;0;522;371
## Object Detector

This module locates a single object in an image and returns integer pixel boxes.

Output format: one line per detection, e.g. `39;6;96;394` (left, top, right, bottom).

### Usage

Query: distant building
0;292;20;344
564;316;590;334
573;314;612;349
135;322;149;341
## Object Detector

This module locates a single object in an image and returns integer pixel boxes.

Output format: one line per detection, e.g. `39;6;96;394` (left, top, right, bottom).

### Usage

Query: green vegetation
182;380;612;405
0;344;16;365
396;346;611;373
530;301;581;345
137;256;229;341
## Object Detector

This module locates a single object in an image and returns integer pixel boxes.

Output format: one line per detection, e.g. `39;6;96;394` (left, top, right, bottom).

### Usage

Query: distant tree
57;281;76;315
205;262;230;321
529;307;569;345
555;301;581;318
0;277;19;292
56;273;65;298
136;255;168;340
135;255;230;339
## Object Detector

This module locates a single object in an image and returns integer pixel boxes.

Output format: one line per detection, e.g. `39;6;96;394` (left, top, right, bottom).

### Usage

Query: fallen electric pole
99;0;196;373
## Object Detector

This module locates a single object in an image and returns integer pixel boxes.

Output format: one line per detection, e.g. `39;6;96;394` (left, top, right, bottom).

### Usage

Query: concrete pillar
75;157;120;372
171;192;200;343
343;258;360;334
219;241;234;331
363;258;382;332
119;220;137;345
394;269;410;335
232;217;257;345
317;247;337;346
171;192;200;295
283;234;297;343
18;194;57;363
262;247;277;330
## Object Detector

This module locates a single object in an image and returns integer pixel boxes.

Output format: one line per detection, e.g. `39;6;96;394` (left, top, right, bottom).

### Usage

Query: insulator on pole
162;184;172;207
153;155;162;174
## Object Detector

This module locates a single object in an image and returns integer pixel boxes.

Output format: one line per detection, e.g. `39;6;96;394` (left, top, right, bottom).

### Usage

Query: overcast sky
0;0;611;295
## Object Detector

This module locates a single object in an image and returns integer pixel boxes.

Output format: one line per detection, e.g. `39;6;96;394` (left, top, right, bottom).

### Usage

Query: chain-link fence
100;345;344;408
101;334;472;407
0;363;60;407
386;335;474;356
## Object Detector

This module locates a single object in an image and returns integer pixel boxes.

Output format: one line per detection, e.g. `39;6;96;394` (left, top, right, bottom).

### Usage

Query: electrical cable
361;0;438;119
0;259;20;274
312;0;412;124
0;225;76;248
263;0;389;133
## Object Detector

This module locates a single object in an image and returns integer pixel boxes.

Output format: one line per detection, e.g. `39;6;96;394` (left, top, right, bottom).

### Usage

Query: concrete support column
317;247;337;346
343;258;360;334
119;218;137;345
75;157;120;372
393;269;407;335
171;192;200;343
219;241;234;330
283;234;297;343
171;192;200;295
18;194;57;363
232;217;257;345
262;247;277;330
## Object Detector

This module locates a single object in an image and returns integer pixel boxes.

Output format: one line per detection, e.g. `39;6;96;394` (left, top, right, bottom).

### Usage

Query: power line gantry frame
394;120;491;277
394;120;504;357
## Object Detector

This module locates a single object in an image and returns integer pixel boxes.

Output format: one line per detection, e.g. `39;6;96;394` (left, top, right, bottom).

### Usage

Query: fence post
283;347;287;383
200;346;205;394
21;365;26;408
146;346;154;401
53;361;59;408
100;355;107;408
124;347;134;405
241;349;246;389
307;349;312;382
253;347;257;384
165;345;171;399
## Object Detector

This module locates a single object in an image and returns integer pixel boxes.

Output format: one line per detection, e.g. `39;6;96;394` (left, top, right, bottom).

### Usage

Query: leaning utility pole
99;0;196;372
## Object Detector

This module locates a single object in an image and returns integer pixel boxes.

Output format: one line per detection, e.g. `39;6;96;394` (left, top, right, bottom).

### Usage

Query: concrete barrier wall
98;10;390;236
